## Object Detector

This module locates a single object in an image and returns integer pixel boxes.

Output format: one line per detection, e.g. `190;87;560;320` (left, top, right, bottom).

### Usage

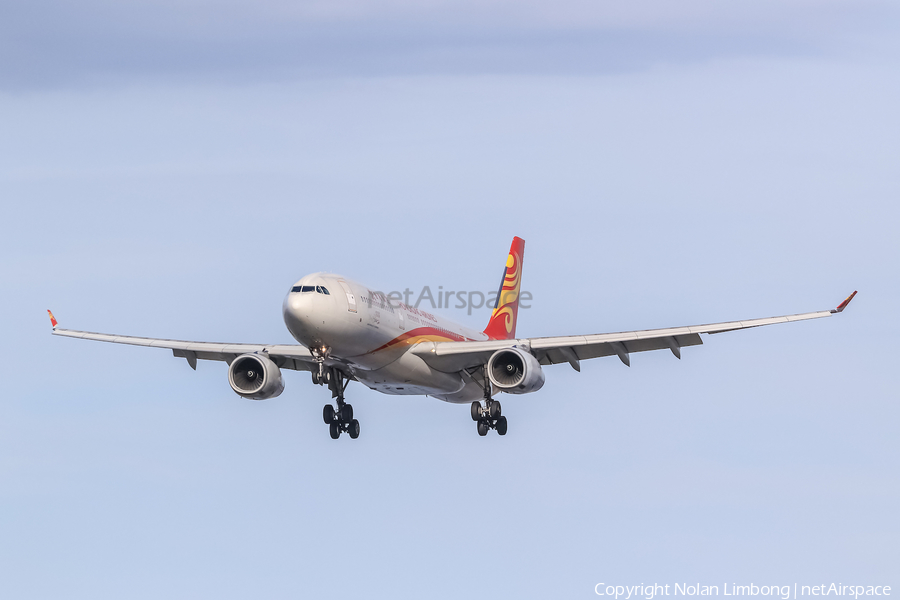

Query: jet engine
487;347;545;394
228;353;285;400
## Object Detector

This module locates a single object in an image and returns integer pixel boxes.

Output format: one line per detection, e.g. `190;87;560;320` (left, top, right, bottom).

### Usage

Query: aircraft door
337;280;357;313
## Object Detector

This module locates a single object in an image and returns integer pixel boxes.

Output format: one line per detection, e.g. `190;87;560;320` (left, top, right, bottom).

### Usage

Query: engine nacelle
487;347;545;394
228;353;285;400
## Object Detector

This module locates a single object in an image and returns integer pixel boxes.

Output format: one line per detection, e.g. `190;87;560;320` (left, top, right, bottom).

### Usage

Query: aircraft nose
283;291;311;329
283;288;328;346
285;290;304;314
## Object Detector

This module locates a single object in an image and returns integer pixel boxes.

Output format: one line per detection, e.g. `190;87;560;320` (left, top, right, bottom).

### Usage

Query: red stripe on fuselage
370;326;472;353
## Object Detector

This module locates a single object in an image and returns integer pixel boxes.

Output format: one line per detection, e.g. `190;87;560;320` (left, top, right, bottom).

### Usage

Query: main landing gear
471;399;507;436
313;362;359;440
471;367;507;437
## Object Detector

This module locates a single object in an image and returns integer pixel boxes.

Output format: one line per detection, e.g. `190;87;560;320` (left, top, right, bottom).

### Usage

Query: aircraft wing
414;292;857;373
50;321;316;372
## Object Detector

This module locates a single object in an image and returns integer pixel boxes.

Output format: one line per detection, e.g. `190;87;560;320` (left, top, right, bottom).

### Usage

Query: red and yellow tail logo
483;237;525;340
47;310;58;328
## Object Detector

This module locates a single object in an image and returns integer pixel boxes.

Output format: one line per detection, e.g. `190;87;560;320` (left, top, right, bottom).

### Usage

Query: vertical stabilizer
483;237;525;340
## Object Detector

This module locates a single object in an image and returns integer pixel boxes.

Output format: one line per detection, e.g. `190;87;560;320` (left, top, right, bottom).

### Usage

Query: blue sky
1;1;898;598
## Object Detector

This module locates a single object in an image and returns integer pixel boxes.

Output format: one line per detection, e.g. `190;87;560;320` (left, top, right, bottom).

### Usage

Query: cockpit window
291;284;331;294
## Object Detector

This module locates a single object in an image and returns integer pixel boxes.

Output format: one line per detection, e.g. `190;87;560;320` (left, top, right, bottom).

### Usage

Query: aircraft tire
496;416;508;436
471;401;482;421
329;422;340;439
489;401;501;419
323;404;335;424
349;419;360;439
340;404;353;422
477;420;489;436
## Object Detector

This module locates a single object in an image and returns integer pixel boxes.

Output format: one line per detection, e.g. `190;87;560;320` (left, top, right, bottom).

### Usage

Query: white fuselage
282;273;489;402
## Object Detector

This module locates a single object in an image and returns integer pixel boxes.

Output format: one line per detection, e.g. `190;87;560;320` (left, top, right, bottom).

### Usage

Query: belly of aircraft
350;351;465;396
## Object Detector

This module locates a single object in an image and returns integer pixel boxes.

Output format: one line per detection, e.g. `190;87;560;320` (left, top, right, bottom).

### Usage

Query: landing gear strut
471;366;507;436
315;363;359;440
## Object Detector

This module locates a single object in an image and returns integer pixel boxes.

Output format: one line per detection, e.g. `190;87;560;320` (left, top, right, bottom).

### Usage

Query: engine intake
228;353;284;400
487;347;545;394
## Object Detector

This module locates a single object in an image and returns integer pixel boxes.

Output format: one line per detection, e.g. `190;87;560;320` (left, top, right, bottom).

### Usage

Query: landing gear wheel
321;367;358;439
496;416;508;436
470;401;482;421
489;401;502;419
477;420;489;436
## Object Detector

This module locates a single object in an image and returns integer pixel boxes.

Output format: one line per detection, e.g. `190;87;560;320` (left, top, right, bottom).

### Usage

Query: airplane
48;237;856;439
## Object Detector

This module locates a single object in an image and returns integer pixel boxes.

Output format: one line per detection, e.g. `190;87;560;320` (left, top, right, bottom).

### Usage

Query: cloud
0;0;896;90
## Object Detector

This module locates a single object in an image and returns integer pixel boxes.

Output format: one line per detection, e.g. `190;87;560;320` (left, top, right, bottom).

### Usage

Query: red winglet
47;310;58;328
834;291;857;313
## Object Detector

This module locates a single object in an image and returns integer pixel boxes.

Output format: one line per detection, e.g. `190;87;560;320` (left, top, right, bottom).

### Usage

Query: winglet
832;291;857;314
47;310;58;329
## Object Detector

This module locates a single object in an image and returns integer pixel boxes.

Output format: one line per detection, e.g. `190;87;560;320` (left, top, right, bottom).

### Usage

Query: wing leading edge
50;327;315;372
413;292;857;373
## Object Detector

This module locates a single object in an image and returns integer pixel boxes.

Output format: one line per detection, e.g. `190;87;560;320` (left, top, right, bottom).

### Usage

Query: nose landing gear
315;362;359;440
